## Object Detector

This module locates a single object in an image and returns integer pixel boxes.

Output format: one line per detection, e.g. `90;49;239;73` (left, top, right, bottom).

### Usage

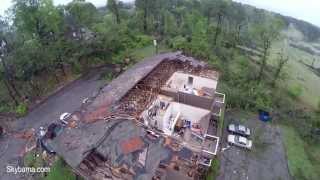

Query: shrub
288;85;303;99
102;72;114;82
135;35;152;48
255;95;273;111
206;159;220;180
169;35;188;50
71;62;82;75
0;104;12;113
16;103;28;117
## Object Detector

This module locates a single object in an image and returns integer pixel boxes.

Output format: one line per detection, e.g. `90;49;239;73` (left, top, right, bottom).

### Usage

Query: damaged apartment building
48;52;225;180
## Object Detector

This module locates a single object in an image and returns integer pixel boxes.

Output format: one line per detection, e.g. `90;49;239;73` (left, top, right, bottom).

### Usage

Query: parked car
40;138;56;154
45;123;63;139
59;112;71;125
227;134;252;150
228;124;251;137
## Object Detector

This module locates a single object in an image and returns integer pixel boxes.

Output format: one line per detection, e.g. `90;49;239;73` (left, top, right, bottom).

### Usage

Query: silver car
227;134;252;150
228;124;251;137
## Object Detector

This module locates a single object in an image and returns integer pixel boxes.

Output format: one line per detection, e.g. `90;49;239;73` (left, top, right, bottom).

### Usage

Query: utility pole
153;39;158;54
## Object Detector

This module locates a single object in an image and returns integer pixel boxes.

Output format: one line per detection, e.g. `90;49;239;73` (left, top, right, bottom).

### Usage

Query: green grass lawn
217;108;225;137
44;159;76;180
206;158;220;180
23;152;76;180
281;125;320;180
131;44;171;60
23;150;44;168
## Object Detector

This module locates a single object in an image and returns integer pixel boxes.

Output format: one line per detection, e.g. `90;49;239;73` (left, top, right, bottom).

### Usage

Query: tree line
0;0;287;114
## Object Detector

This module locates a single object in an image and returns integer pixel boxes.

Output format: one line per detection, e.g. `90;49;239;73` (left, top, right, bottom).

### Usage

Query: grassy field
23;150;44;169
269;39;320;109
267;28;320;180
23;151;76;180
281;125;320;180
44;159;76;180
131;44;171;60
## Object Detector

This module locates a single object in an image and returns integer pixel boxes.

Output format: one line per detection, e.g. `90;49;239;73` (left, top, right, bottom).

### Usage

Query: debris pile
116;59;217;117
14;128;35;140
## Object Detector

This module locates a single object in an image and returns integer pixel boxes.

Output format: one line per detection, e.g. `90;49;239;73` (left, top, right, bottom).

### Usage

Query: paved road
0;70;106;180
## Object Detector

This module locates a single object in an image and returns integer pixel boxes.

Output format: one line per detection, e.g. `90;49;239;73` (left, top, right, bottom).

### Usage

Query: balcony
214;92;225;106
212;105;222;117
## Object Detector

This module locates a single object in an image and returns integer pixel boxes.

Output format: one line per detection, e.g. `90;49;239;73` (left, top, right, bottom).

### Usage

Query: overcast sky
234;0;320;27
0;0;319;27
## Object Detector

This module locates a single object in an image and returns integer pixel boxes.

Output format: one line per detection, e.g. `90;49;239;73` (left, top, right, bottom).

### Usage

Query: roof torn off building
48;52;225;180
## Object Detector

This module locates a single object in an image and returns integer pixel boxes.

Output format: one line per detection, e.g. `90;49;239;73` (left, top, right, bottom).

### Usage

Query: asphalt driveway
217;110;292;180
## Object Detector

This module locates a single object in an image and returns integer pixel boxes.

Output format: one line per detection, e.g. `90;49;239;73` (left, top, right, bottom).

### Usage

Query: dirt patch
217;110;292;180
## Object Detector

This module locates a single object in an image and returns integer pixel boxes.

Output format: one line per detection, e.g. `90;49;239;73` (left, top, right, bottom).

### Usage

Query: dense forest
0;0;319;179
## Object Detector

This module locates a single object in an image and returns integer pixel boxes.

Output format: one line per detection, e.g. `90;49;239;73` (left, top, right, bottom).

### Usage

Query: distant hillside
282;16;320;42
234;2;320;43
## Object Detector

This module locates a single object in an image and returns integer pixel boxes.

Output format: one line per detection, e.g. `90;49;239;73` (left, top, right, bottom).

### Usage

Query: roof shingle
120;137;145;155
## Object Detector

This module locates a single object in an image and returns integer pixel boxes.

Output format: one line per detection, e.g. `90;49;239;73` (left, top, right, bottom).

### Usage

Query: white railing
202;134;220;156
215;92;225;104
212;107;222;117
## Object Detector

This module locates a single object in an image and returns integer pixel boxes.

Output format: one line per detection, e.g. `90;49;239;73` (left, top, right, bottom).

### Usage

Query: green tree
13;0;63;41
189;18;210;59
252;16;284;82
11;0;65;96
107;0;121;24
227;3;247;45
163;10;178;37
0;18;22;104
212;0;228;46
0;38;21;105
135;0;152;33
201;0;215;26
66;0;99;27
288;85;303;99
273;49;289;85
